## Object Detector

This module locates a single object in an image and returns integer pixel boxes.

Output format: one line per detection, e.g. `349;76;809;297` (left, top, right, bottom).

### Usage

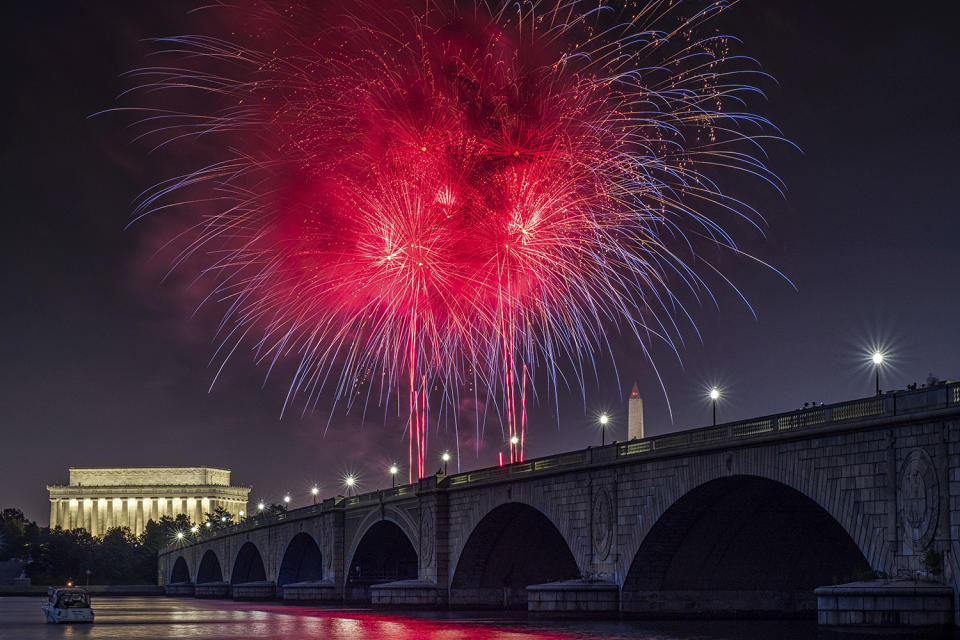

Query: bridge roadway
160;382;960;618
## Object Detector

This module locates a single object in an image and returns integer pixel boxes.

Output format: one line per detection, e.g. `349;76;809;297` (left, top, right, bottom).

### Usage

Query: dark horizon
3;1;958;524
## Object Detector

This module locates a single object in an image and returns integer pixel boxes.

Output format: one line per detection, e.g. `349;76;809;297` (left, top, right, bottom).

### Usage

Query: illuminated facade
47;467;250;536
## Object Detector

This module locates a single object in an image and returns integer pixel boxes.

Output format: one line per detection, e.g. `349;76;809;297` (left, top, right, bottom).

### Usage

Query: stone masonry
159;383;960;620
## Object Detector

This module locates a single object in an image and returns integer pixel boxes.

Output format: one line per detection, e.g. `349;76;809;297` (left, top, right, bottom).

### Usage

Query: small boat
41;587;95;623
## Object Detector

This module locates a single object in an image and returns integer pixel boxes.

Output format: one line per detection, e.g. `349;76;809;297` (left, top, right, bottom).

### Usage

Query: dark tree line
0;505;254;585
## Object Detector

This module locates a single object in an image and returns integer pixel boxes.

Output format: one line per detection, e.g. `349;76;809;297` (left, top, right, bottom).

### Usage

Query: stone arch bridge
160;382;960;617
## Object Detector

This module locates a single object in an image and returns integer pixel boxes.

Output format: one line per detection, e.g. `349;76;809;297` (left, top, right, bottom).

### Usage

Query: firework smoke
118;0;787;480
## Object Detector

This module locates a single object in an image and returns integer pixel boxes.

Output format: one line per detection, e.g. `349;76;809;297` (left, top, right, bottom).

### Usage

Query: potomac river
0;596;948;640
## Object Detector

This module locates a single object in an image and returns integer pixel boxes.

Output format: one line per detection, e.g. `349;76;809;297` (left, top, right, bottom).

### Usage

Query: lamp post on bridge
709;388;720;426
599;414;609;446
441;452;450;475
872;351;884;395
389;465;398;488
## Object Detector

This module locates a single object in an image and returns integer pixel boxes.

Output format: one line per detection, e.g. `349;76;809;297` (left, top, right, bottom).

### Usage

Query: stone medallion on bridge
592;487;614;560
420;506;435;568
899;448;939;550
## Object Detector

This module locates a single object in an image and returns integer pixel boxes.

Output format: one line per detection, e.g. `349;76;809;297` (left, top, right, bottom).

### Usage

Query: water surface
0;596;936;640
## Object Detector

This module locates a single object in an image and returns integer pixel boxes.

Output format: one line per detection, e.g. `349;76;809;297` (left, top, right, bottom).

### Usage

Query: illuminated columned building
47;467;250;536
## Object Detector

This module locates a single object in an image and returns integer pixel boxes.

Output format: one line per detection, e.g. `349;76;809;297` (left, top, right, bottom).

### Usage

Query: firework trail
117;0;787;481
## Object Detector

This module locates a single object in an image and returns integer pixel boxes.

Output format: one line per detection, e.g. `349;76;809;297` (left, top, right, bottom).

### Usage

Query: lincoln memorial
47;467;250;536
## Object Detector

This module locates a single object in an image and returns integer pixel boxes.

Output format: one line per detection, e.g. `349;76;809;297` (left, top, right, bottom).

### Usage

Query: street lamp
389;465;398;488
599;413;609;446
872;351;884;395
344;475;356;496
509;435;519;464
238;510;244;522
709;388;720;426
257;502;265;512
441;452;450;474
176;531;184;540
190;526;198;534
311;486;319;504
283;494;291;505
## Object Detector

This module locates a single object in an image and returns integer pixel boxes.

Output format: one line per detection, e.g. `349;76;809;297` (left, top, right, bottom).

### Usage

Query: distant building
47;467;250;536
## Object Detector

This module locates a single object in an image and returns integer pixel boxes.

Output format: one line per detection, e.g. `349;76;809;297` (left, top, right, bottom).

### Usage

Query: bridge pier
281;580;338;602
194;582;229;598
370;580;447;606
816;579;954;629
526;580;619;615
164;583;195;597
231;581;276;600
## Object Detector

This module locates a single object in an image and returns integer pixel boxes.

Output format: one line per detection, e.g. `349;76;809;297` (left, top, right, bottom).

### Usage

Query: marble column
49;500;57;529
135;499;144;535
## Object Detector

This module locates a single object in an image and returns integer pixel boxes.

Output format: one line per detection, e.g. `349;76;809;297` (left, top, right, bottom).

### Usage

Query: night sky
3;2;958;524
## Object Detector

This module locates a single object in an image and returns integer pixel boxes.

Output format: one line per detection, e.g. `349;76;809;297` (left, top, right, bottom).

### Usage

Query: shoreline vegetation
0;506;243;586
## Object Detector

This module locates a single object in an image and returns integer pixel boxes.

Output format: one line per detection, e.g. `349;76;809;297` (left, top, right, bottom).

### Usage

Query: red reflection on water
247;605;580;640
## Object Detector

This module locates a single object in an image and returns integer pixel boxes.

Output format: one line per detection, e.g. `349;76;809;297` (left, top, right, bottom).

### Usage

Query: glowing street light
344;475;356;496
220;516;227;522
238;510;244;523
389;465;398;488
441;451;450;475
709;388;720;426
283;495;291;505
510;435;519;445
176;531;184;540
599;414;609;446
190;526;198;534
257;502;265;512
872;351;884;395
311;486;319;504
205;522;211;528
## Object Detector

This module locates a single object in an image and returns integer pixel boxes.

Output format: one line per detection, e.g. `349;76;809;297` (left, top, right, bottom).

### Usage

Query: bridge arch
196;549;223;583
450;502;580;608
621;474;871;615
345;510;418;600
277;532;323;588
169;556;190;584
231;541;267;584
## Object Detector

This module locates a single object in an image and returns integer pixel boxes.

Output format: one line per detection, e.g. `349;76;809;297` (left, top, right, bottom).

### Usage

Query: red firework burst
118;0;787;481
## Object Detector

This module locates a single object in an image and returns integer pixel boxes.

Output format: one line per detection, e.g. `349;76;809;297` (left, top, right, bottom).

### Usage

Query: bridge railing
441;382;959;488
617;381;959;460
